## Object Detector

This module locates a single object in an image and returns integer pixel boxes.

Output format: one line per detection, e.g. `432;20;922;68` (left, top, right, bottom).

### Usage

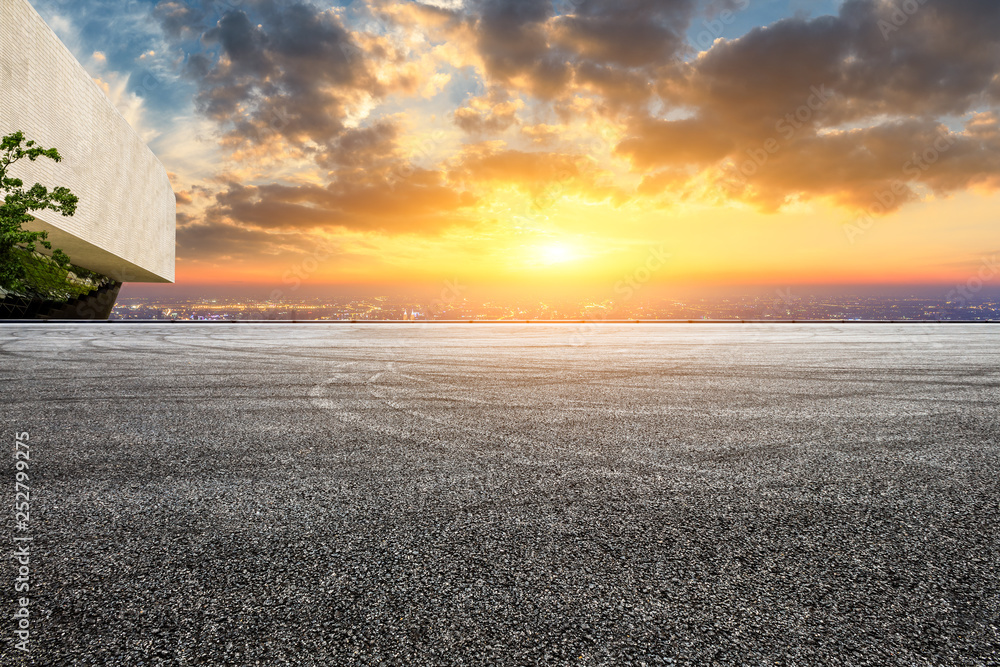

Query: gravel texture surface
1;323;999;666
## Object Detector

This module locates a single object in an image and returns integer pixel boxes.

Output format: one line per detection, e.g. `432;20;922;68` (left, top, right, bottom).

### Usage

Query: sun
539;243;577;265
514;240;591;269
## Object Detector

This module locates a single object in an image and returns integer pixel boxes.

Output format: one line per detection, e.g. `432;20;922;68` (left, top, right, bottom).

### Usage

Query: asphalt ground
1;323;998;666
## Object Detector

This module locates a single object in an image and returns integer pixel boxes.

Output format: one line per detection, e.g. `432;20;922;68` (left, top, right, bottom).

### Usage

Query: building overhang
1;0;176;284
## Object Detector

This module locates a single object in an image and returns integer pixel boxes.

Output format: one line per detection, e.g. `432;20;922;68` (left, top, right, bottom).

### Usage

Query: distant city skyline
112;292;1000;323
119;279;1000;305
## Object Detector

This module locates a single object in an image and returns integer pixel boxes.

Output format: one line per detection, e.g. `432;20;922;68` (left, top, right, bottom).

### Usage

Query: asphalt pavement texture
1;323;999;666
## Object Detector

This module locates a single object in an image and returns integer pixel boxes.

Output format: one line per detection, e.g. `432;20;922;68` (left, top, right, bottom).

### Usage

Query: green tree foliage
0;131;78;291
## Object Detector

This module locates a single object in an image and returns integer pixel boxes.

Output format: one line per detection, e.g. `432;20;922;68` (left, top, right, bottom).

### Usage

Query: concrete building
1;0;175;316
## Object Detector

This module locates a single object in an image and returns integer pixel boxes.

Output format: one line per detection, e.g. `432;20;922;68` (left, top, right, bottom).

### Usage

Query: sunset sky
30;0;1000;299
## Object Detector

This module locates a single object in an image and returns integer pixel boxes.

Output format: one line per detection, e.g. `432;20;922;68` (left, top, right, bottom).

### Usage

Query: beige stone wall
0;0;175;283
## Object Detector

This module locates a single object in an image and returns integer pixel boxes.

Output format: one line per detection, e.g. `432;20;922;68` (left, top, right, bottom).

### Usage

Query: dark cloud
176;221;306;261
471;0;570;98
673;0;1000;134
202;10;269;69
319;120;401;169
717;117;1000;212
674;15;849;136
610;1;1000;210
551;0;694;69
453;90;522;134
450;0;698;103
176;1;373;150
573;61;657;109
617;111;1000;212
835;0;1000;119
208;171;477;233
454;106;517;134
615;116;734;169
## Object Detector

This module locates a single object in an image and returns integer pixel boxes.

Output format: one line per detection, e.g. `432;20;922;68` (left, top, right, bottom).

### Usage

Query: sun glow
538;243;579;265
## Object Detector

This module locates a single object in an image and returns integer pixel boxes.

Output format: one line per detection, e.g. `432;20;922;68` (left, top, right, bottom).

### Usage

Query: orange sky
35;0;1000;297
